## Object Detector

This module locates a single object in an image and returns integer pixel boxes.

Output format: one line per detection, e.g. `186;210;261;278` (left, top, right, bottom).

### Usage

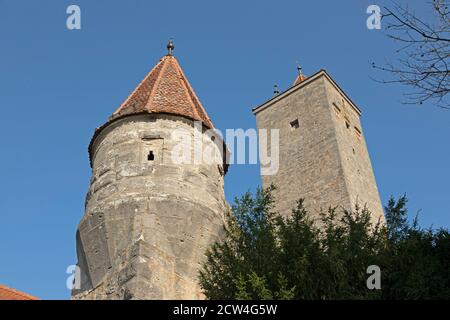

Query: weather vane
167;39;175;56
296;61;303;76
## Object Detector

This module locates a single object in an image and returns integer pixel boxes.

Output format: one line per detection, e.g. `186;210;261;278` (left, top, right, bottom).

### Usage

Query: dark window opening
147;151;155;161
333;103;341;115
290;119;299;129
354;126;362;138
344;117;350;129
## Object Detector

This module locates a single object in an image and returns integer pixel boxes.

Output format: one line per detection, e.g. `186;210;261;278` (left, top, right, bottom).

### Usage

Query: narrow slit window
345;117;350;129
290;119;299;129
147;151;155;161
333;103;341;116
354;126;362;138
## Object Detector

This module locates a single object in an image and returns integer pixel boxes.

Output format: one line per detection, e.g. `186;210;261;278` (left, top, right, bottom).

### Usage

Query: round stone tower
72;44;228;300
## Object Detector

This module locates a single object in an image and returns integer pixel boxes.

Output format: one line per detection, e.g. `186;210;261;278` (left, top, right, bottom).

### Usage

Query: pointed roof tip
273;84;280;97
111;51;213;129
293;74;307;85
293;61;307;85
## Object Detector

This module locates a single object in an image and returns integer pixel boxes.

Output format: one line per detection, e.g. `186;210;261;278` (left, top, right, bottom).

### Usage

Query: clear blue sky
0;0;448;300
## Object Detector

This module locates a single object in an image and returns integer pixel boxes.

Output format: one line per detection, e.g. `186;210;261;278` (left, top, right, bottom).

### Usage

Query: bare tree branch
372;0;450;109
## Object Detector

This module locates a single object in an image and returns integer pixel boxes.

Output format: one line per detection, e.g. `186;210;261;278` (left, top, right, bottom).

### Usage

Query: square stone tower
253;70;384;224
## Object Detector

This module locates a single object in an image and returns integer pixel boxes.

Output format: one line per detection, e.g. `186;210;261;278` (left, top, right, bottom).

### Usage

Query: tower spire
110;46;213;129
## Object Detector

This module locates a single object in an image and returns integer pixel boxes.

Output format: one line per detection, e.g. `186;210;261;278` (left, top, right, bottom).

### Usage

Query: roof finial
296;61;303;76
167;39;175;56
273;84;280;96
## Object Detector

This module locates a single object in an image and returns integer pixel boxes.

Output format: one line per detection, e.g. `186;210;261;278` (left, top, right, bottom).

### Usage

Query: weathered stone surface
73;114;227;300
253;71;384;225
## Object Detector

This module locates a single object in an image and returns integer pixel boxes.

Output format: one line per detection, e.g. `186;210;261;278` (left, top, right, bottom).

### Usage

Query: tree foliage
199;187;450;299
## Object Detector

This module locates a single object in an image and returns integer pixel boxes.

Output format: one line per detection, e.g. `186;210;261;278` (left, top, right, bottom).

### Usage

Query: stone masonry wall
72;114;227;300
255;76;351;219
255;74;384;224
323;81;384;223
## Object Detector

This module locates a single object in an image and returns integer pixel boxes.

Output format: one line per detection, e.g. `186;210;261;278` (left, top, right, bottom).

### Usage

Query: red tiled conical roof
111;54;213;128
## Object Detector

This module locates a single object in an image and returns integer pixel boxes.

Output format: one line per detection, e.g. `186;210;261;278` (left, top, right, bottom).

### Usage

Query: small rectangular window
354;126;362;138
141;137;164;165
290;119;299;129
